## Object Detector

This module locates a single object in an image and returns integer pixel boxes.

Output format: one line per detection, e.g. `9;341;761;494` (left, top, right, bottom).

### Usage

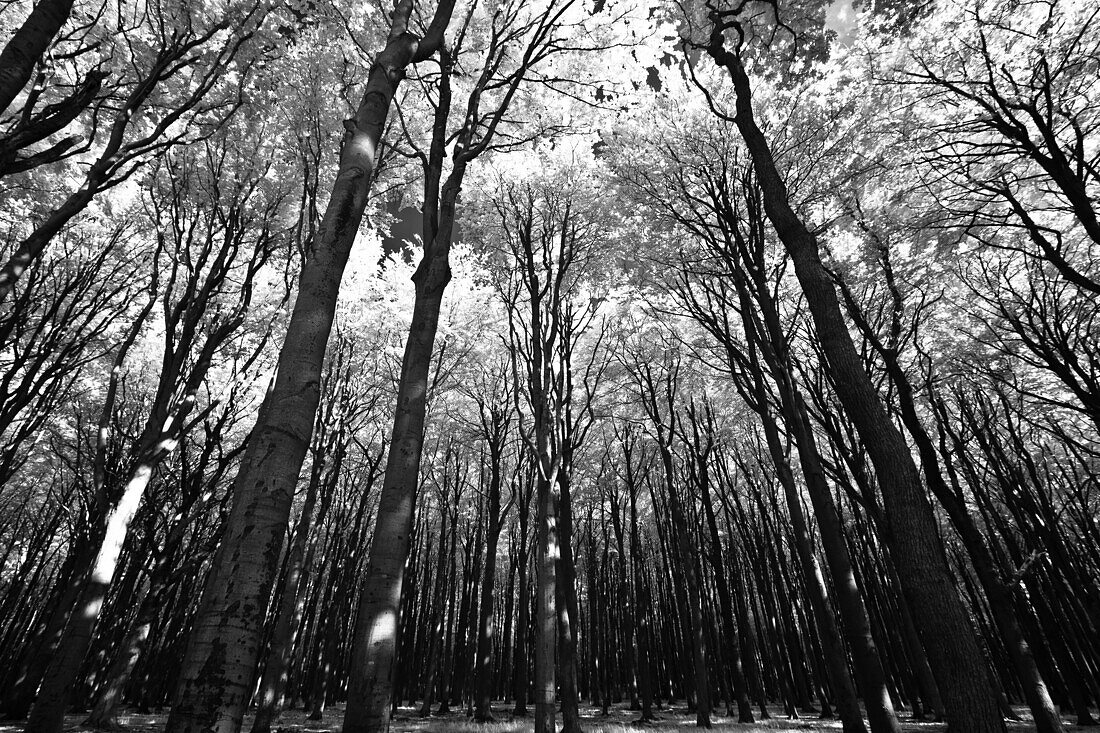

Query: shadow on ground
2;704;1093;733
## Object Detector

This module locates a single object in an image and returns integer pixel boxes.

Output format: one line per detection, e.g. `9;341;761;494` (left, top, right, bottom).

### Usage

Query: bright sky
826;0;858;44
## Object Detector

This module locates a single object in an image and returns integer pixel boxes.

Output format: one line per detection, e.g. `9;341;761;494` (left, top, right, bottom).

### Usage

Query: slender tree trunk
657;450;710;727
250;467;324;733
512;513;531;716
534;473;559;733
343;253;452;733
85;582;157;729
557;474;584;733
2;530;94;719
419;513;450;717
696;452;753;723
26;462;156;733
705;34;1004;733
744;361;864;732
628;478;654;724
474;461;504;721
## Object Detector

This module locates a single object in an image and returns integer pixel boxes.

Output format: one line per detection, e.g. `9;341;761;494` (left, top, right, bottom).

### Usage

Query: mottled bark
166;6;452;733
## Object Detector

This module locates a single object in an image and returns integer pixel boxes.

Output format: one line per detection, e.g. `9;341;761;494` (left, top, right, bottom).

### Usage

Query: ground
2;704;1093;733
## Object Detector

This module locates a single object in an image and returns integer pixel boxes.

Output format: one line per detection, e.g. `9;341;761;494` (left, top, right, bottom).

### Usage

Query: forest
0;0;1097;731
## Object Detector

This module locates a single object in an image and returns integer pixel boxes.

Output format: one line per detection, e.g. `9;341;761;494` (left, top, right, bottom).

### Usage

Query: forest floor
4;703;1094;733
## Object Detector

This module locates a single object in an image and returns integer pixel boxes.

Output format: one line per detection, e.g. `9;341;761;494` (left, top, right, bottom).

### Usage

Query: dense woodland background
0;0;1097;732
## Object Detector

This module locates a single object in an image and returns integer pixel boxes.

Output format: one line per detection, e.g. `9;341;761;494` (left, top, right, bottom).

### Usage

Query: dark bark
704;28;1004;733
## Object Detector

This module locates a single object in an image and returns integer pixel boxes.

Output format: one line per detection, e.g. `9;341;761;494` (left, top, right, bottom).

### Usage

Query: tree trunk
695;445;753;723
342;252;452;733
84;582;156;729
534;473;559;733
250;465;325;733
166;8;451;733
0;0;75;114
512;512;531;717
474;460;504;721
556;474;584;733
704;34;1004;733
26;463;155;733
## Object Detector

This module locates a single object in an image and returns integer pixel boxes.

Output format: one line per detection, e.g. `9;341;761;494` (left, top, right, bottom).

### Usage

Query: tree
342;4;595;731
25;125;287;733
165;5;455;732
699;7;1005;731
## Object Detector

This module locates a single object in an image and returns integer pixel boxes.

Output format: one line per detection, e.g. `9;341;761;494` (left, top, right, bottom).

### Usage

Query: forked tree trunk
166;7;453;733
705;31;1005;733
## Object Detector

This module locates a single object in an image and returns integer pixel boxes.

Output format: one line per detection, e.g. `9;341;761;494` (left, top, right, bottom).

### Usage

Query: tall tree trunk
656;443;710;726
534;473;559;733
784;391;899;733
342;247;453;733
704;32;1004;733
166;8;452;733
834;229;1064;733
556;473;584;733
742;352;864;732
512;510;531;716
419;511;451;717
694;439;753;723
84;581;157;729
474;458;505;721
250;462;326;733
628;471;654;724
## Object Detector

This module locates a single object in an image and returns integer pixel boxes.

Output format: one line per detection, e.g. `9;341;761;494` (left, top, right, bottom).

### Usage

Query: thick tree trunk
705;35;1004;733
834;234;1064;733
166;8;451;733
871;344;1063;733
0;0;75;114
